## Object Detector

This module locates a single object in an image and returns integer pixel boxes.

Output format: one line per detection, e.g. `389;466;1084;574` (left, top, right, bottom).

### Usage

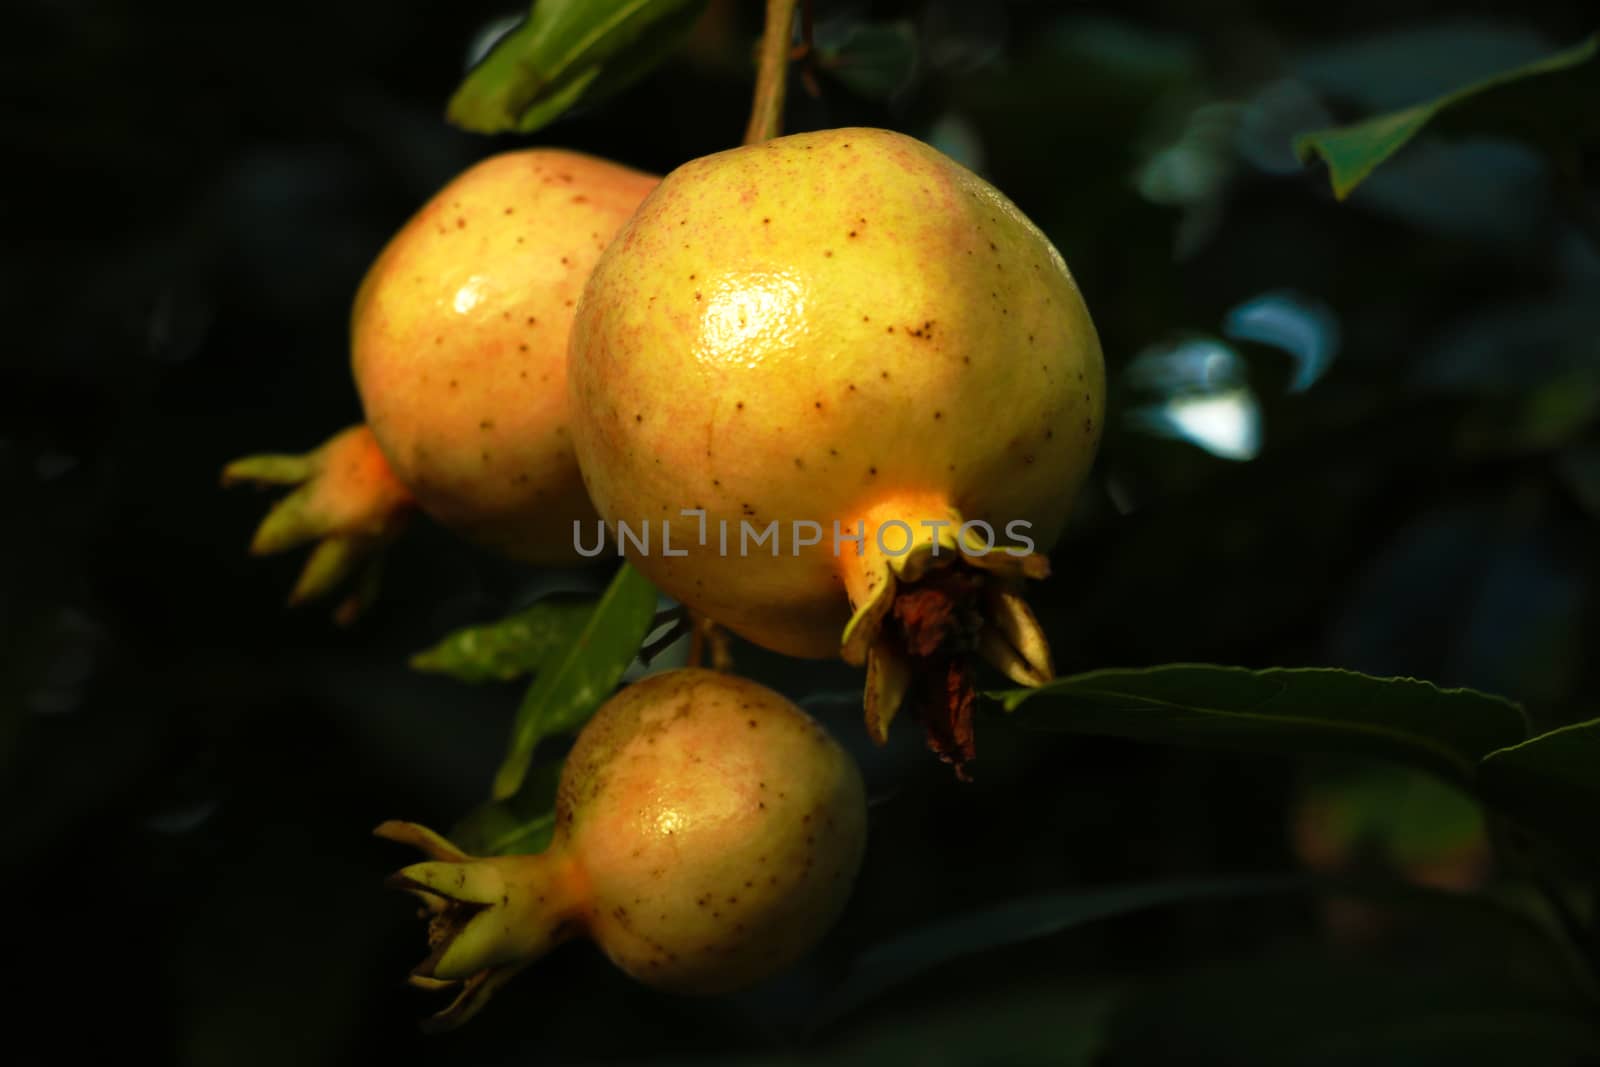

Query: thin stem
743;0;800;145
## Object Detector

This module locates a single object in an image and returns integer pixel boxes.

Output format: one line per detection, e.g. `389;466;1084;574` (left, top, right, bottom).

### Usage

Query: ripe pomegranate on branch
569;126;1105;774
224;150;658;618
378;669;867;1030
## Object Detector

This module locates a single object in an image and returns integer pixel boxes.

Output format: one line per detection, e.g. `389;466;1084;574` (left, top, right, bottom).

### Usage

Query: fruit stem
743;0;799;145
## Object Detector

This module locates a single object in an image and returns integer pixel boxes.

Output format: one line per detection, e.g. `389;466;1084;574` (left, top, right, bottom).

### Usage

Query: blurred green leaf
1295;763;1487;870
816;21;919;101
1557;444;1600;519
448;0;710;135
1102;951;1600;1066
450;757;563;855
812;876;1301;1030
1455;371;1600;457
999;666;1527;784
492;563;658;799
410;594;596;683
1479;718;1600;863
1295;33;1598;199
729;981;1113;1067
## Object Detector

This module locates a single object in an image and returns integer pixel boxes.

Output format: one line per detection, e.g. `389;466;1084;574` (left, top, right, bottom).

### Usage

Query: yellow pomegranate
567;127;1104;770
378;668;867;1030
225;150;658;615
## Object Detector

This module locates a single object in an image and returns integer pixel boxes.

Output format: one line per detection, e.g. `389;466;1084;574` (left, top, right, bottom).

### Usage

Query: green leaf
410;594;597;683
491;563;658;799
1479;718;1600;863
816;21;919;101
812;876;1302;1031
1102;951;1600;1066
1296;762;1487;869
998;665;1527;784
448;0;710;135
1294;33;1599;199
450;758;563;856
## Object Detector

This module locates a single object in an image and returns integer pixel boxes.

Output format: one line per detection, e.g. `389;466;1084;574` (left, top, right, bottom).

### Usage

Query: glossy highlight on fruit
353;149;659;563
378;668;867;1030
225;149;658;614
567;127;1105;771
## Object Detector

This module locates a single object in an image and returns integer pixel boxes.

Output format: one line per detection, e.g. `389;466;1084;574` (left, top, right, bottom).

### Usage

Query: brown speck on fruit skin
456;217;466;229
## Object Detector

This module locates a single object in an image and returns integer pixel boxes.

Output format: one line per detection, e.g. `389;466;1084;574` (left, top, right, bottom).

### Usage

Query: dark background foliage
4;0;1597;1063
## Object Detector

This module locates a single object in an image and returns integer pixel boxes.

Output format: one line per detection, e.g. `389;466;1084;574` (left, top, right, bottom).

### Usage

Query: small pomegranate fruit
377;668;867;1030
568;127;1105;772
225;149;658;613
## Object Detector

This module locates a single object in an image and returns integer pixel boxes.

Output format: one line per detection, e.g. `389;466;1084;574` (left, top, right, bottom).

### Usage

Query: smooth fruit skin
379;668;867;1028
560;668;866;992
354;149;658;563
568;127;1104;658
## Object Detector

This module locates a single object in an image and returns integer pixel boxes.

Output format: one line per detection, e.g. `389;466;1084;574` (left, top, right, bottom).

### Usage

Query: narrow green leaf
812;877;1302;1031
409;594;596;684
1479;718;1600;864
998;665;1527;784
448;0;710;135
1295;33;1598;199
491;563;658;799
450;759;563;856
815;875;1586;1038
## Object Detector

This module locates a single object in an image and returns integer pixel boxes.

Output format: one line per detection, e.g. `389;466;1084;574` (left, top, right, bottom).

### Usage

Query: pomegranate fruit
225;149;658;613
567;127;1105;771
378;668;867;1030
